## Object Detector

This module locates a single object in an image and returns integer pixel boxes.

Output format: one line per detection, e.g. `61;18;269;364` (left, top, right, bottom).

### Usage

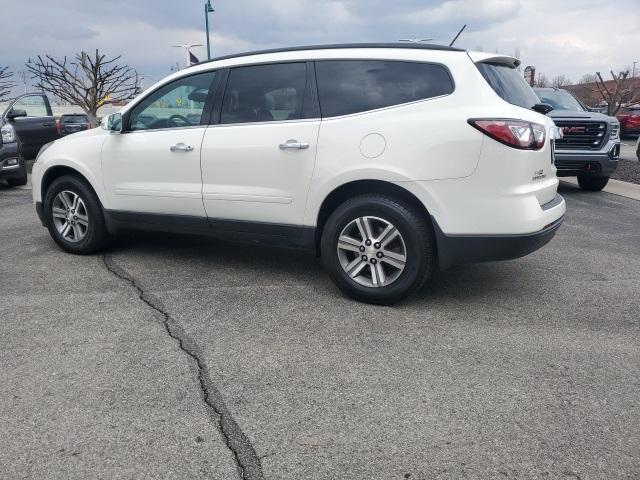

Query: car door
201;62;320;228
4;94;59;158
101;70;219;217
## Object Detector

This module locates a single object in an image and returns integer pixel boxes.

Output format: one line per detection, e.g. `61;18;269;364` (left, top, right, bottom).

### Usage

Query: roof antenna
449;24;466;47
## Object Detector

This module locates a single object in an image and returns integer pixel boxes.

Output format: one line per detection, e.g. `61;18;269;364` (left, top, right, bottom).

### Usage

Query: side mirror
6;109;27;120
103;113;123;134
532;103;554;115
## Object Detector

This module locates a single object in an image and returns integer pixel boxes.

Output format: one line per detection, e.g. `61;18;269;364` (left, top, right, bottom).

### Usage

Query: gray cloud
1;0;639;94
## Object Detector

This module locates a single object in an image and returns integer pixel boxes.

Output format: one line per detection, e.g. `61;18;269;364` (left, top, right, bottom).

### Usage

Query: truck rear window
62;115;87;123
476;62;539;109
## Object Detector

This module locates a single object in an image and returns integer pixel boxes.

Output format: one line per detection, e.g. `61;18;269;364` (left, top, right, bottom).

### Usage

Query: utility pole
204;0;214;59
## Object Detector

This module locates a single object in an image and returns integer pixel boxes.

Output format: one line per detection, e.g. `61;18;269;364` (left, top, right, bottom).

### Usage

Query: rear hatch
467;52;558;206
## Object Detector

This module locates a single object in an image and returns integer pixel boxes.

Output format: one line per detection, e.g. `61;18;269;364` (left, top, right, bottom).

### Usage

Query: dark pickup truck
534;87;621;191
1;93;60;187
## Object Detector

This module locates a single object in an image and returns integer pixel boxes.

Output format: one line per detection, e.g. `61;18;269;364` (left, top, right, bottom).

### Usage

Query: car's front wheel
321;194;435;305
44;175;108;254
577;175;609;191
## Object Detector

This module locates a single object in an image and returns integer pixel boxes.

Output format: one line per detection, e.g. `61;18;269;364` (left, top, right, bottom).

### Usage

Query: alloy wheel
336;216;407;288
51;190;89;243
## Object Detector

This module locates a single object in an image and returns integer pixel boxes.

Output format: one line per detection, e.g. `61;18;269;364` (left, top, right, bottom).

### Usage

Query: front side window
12;95;48;117
221;63;308;124
315;60;454;118
128;71;217;131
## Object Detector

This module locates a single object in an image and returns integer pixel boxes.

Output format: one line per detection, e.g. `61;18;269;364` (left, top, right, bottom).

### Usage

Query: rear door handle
42;123;52;127
170;143;194;152
279;139;309;150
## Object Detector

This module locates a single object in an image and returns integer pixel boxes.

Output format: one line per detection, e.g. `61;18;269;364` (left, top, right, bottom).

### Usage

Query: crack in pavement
103;253;264;480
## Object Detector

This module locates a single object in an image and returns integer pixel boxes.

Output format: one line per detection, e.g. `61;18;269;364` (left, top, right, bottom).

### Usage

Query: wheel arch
314;179;433;254
41;165;105;209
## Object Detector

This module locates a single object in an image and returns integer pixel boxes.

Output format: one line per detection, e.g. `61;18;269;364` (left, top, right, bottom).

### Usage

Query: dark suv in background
1;93;60;187
534;87;620;191
57;113;90;136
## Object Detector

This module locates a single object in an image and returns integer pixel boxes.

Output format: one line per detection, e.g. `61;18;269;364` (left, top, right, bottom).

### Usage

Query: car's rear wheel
577;175;609;191
321;194;435;305
44;175;108;254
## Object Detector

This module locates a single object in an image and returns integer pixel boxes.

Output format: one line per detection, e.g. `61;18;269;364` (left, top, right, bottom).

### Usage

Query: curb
560;178;640;201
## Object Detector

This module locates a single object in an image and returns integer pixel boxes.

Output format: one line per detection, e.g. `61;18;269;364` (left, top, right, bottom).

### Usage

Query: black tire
577;175;609;192
44;175;109;254
6;162;28;187
321;194;435;305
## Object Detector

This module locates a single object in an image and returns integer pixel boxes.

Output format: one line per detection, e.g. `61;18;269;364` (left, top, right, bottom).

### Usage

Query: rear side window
476;62;539;109
221;62;308;124
315;60;454;117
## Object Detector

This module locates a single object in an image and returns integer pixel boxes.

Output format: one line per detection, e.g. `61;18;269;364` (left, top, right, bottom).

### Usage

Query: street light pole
204;0;214;59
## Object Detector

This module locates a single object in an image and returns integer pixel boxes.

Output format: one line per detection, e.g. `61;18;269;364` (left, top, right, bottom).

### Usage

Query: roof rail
195;42;465;66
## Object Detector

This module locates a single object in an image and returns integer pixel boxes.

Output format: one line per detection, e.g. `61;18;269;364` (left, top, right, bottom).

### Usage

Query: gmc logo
561;126;586;134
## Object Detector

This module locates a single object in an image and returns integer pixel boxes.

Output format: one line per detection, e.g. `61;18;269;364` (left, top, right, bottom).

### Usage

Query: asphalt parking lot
1;183;639;479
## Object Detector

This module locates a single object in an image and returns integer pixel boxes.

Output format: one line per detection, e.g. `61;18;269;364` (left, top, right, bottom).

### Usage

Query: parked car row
1;43;632;302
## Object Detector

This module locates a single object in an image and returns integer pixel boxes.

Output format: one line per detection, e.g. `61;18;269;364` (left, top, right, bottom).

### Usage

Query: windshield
534;90;584;111
476;62;540;109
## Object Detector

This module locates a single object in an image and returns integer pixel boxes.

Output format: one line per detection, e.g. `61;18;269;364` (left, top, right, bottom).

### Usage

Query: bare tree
578;73;598;85
551;75;571;89
592;70;640;116
0;66;15;101
535;74;550;88
26;49;141;125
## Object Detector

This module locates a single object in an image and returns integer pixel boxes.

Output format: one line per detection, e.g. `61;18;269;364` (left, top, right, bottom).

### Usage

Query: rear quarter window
476;62;539;109
315;60;454;118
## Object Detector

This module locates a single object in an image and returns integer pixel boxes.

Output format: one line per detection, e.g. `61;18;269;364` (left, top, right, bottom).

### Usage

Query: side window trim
209;68;230;126
123;70;219;133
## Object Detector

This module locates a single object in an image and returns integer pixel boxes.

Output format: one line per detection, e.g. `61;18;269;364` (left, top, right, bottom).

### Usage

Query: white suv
32;43;565;304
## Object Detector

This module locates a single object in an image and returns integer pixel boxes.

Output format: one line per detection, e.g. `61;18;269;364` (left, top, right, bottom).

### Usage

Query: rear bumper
434;202;564;270
554;142;620;177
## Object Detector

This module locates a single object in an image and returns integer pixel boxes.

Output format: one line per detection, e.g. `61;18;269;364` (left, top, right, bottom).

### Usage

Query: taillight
55;119;61;135
468;119;546;150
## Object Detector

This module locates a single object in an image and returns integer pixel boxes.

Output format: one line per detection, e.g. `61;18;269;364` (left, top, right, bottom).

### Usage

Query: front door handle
170;143;194;152
42;123;53;127
279;139;309;150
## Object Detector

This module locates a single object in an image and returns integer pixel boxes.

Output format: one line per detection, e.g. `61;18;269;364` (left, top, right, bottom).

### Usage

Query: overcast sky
2;0;639;94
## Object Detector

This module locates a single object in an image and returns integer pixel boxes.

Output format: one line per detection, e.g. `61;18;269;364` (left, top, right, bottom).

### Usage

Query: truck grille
554;121;607;150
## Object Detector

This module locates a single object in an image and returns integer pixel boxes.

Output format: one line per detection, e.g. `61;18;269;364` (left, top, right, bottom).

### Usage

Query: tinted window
477;62;539;109
129;71;217;131
315;60;453;117
221;63;307;124
61;115;88;123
